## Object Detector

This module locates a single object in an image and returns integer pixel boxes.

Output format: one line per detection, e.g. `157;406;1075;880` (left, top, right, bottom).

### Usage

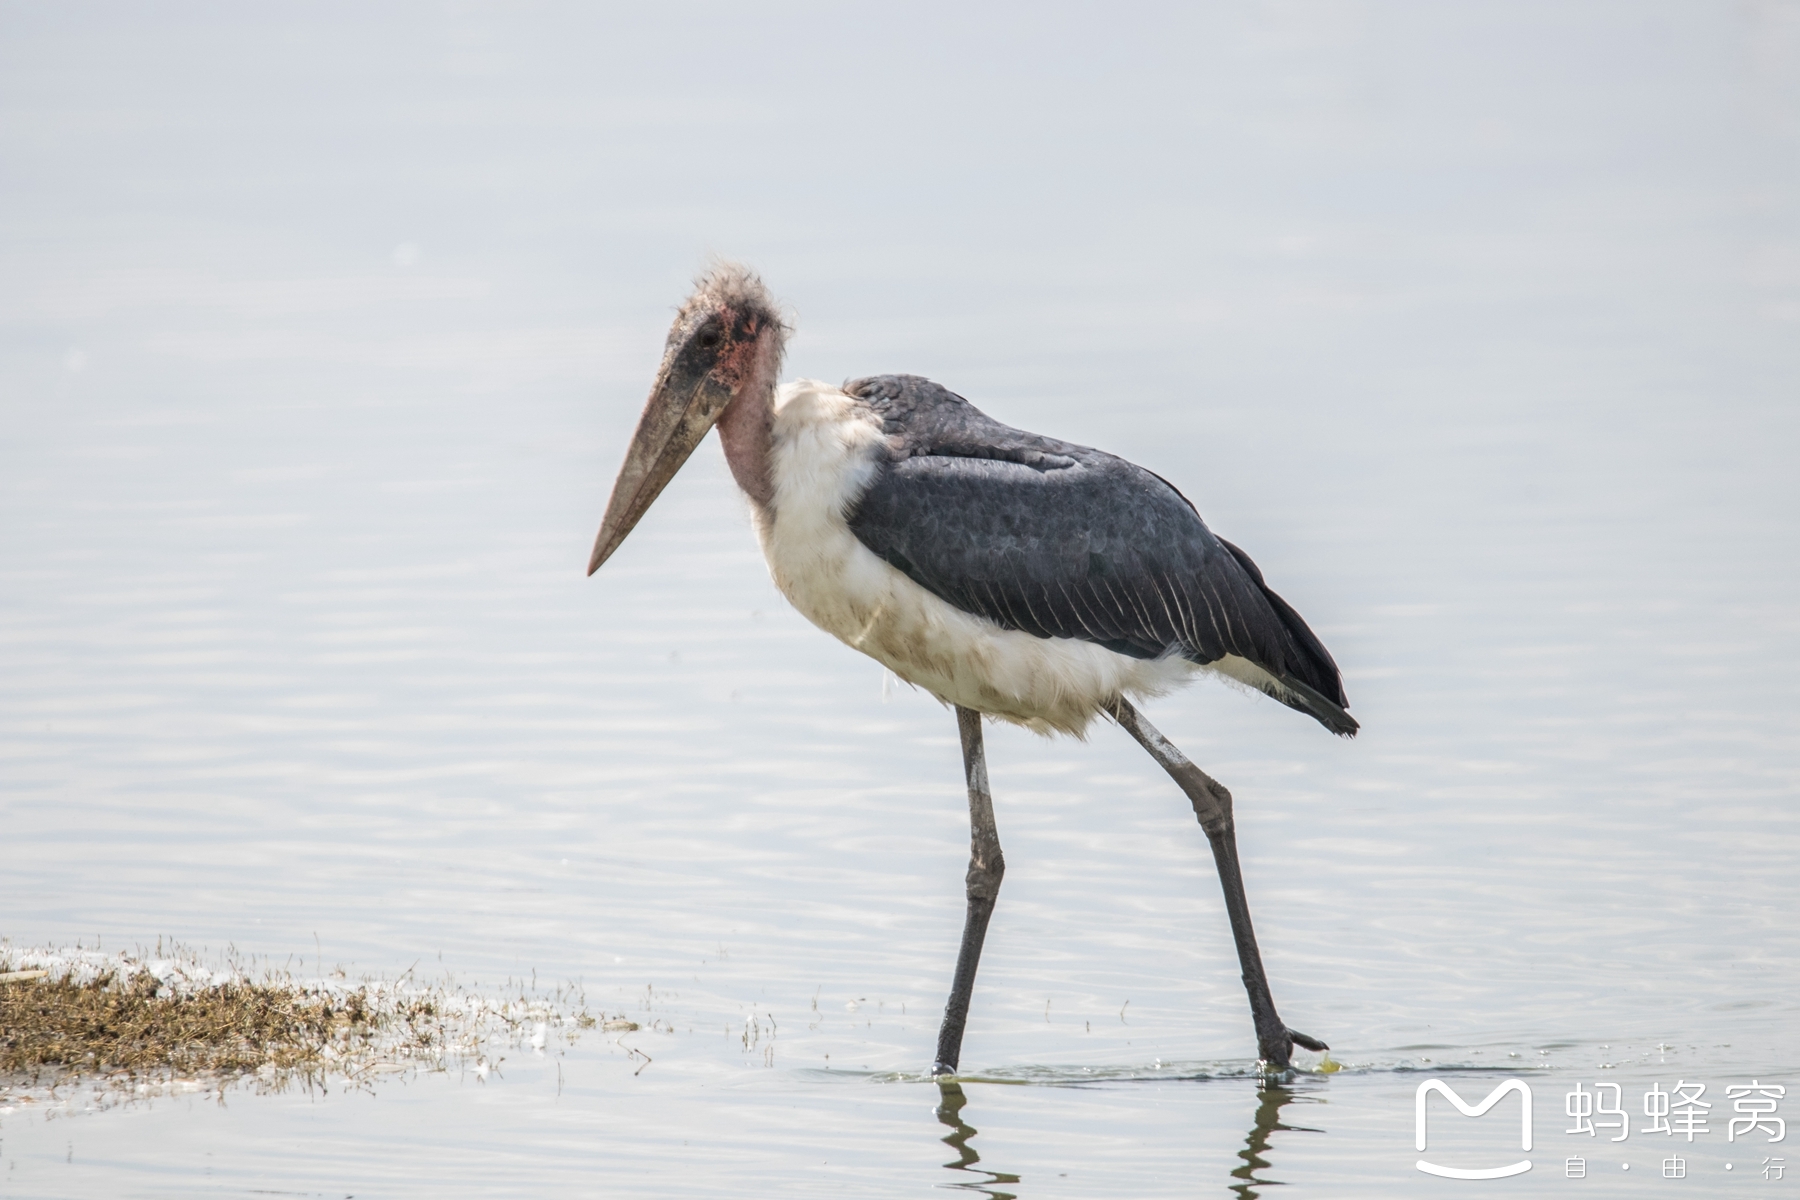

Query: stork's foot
1258;1028;1329;1070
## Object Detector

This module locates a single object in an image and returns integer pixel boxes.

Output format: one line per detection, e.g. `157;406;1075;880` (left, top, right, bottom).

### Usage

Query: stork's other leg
1113;698;1326;1070
932;705;1005;1076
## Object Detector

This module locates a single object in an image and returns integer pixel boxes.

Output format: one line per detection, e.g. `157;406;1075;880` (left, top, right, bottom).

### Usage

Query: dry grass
0;945;601;1100
1;968;419;1079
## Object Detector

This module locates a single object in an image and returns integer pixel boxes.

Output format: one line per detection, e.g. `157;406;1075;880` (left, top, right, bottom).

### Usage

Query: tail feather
1213;537;1357;735
1275;675;1360;738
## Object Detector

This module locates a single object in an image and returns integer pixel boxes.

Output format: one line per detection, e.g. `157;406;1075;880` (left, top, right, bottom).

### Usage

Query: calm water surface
2;3;1797;1195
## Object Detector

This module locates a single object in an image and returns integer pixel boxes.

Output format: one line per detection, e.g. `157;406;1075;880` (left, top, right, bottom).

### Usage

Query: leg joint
1182;768;1234;838
965;848;1005;901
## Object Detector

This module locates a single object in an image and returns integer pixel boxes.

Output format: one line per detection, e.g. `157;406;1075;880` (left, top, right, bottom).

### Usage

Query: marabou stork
589;265;1355;1073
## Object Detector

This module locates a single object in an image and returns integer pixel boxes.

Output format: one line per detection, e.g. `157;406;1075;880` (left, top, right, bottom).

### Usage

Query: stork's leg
1113;698;1326;1070
932;705;1005;1076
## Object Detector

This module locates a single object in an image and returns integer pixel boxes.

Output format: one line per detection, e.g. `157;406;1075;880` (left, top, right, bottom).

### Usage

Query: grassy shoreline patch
0;944;603;1105
2;967;395;1077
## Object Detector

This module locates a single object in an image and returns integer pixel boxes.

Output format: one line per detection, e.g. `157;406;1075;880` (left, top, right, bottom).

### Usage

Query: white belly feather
753;380;1223;737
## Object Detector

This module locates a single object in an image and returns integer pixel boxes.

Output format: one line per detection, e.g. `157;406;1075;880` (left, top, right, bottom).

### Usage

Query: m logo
1416;1079;1534;1179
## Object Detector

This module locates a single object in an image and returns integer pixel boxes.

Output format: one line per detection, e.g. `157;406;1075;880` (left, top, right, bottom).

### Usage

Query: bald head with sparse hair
647;262;786;407
587;264;792;573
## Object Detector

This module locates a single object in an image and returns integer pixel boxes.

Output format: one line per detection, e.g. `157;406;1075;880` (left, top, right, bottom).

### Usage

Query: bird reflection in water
1230;1081;1321;1199
935;1081;1021;1200
935;1078;1318;1197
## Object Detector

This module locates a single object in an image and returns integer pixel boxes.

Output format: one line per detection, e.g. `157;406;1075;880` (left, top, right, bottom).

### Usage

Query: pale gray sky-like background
2;3;1797;1196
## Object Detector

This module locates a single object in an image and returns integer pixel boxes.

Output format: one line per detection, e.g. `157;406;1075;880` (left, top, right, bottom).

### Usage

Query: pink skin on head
710;307;783;510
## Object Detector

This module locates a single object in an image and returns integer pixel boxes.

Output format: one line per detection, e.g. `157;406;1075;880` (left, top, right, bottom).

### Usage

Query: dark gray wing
843;374;1356;736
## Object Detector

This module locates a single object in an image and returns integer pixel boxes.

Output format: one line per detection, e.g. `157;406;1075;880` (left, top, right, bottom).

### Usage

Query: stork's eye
697;328;722;350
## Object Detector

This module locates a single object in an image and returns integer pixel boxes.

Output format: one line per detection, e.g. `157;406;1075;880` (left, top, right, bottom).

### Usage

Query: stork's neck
717;387;773;509
715;330;781;511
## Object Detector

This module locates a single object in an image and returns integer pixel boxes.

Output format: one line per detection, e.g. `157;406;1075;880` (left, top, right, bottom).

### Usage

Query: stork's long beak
587;363;734;575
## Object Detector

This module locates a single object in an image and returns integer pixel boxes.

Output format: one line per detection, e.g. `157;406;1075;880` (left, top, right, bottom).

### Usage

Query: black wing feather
843;374;1356;736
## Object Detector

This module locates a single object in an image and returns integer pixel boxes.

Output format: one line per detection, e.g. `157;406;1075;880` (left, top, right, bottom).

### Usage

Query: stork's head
587;264;787;574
